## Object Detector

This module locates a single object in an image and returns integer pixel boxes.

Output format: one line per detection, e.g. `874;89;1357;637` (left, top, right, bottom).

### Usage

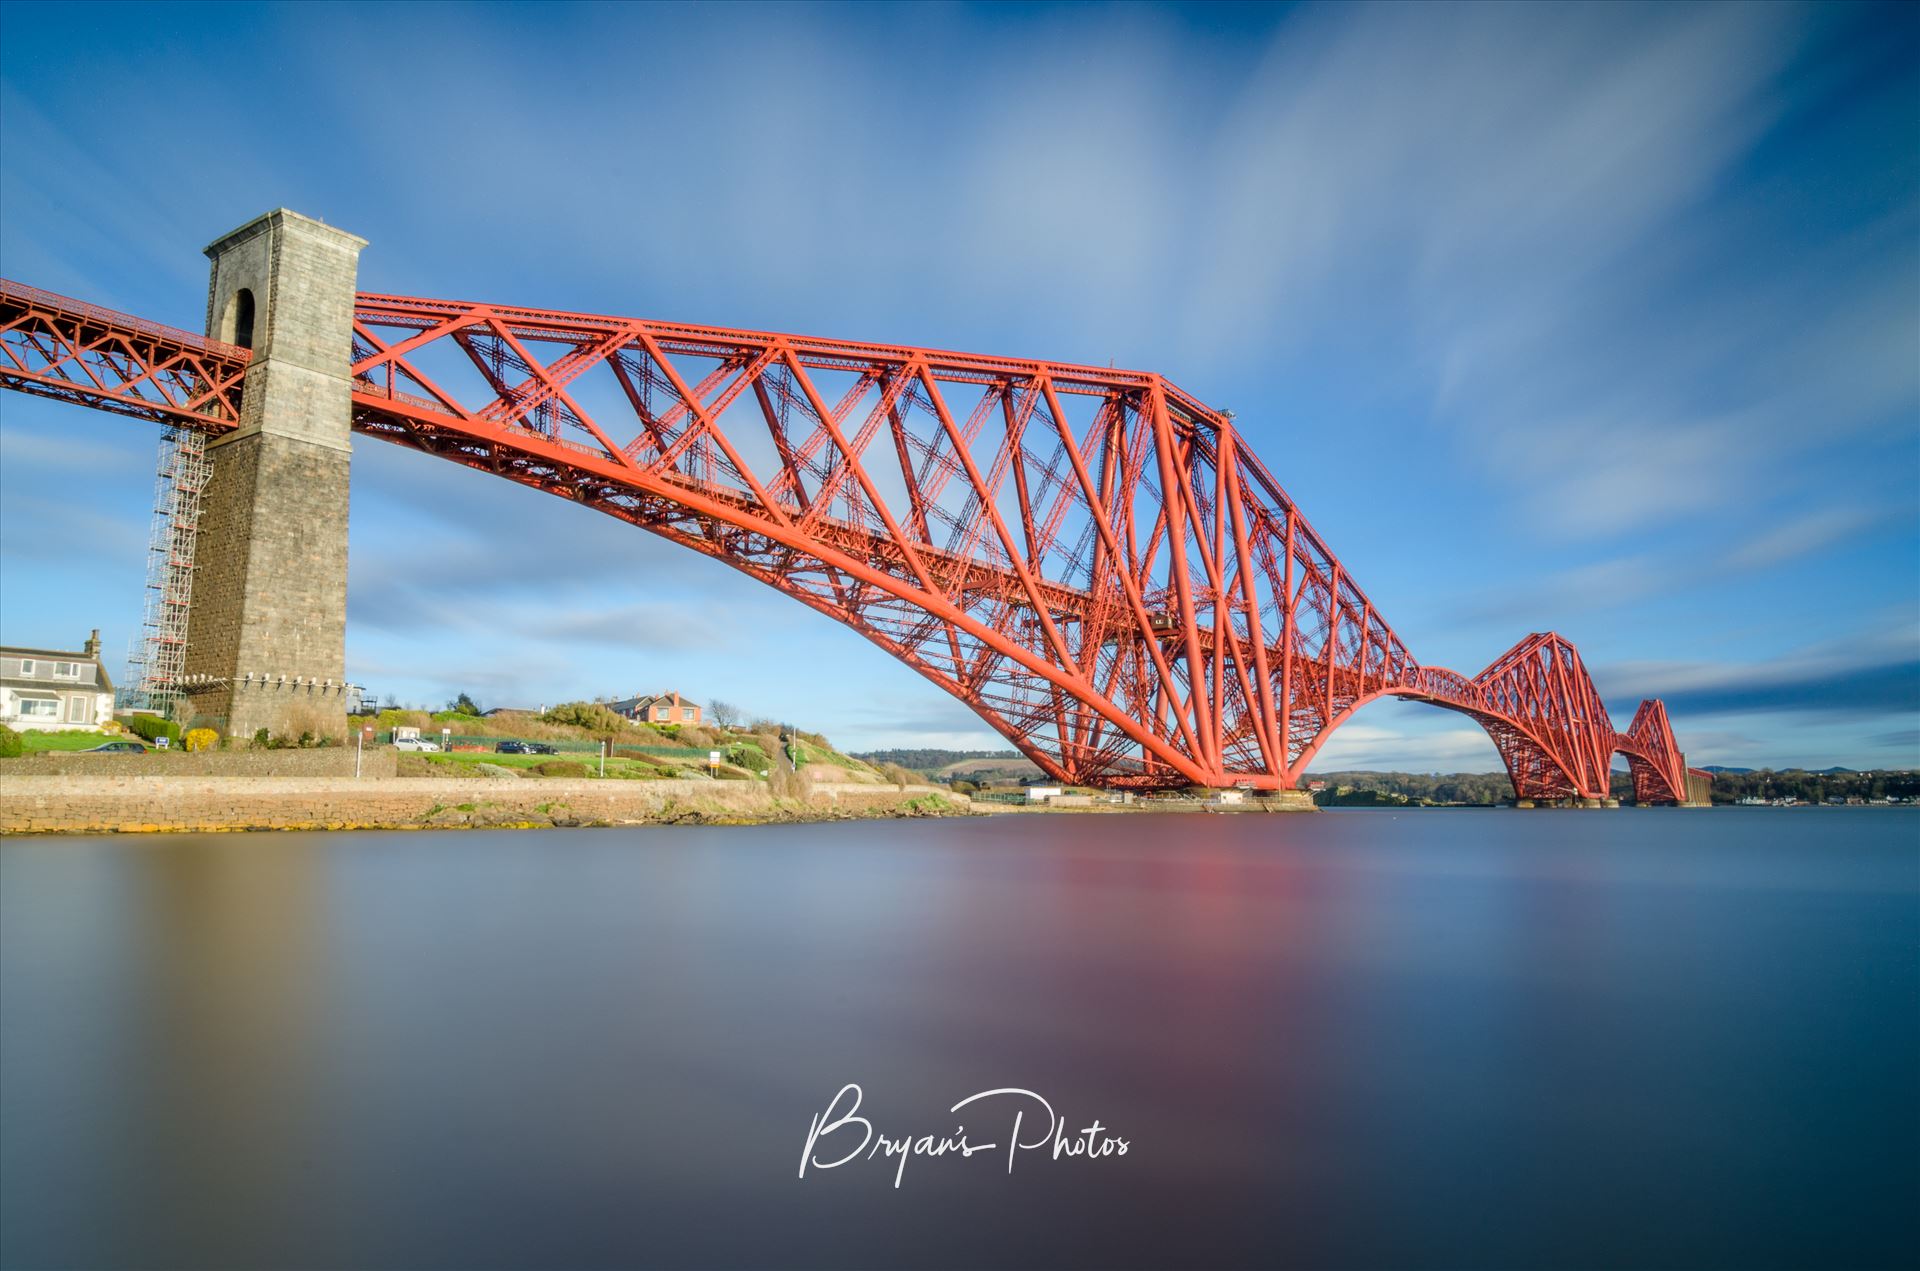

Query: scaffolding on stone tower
128;426;210;719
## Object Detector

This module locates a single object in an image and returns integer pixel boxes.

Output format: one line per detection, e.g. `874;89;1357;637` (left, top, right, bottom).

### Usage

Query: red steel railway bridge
0;210;1709;804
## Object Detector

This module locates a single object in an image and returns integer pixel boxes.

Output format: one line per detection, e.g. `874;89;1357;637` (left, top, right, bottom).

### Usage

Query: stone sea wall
0;775;968;835
14;747;399;778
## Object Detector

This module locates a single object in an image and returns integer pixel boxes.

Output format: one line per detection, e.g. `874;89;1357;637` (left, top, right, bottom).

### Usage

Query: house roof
609;692;701;714
0;676;112;695
0;643;114;695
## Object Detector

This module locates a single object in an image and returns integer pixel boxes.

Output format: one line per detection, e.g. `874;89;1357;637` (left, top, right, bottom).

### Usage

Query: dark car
527;742;557;755
496;740;533;754
80;740;148;754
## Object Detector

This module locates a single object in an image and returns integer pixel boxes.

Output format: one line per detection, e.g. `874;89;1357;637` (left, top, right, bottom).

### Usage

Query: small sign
709;750;722;764
156;736;169;750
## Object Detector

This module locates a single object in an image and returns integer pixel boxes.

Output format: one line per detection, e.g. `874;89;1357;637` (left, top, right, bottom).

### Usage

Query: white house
0;630;117;732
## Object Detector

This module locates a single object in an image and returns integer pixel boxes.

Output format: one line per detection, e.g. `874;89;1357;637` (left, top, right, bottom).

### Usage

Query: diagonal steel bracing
0;277;1705;802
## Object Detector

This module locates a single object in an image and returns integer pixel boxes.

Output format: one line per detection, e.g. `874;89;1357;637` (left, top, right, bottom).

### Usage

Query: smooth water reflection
3;810;1915;1269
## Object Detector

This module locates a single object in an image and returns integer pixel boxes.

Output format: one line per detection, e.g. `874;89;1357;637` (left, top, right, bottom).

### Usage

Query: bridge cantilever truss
0;277;1707;802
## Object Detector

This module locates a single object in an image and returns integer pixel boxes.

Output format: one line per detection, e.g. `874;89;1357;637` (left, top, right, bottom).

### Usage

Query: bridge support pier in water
180;210;366;740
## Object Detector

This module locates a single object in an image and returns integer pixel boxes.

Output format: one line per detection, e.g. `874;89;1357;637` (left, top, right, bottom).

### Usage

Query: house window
18;659;35;676
53;662;81;678
19;697;58;719
681;708;694;722
65;696;89;723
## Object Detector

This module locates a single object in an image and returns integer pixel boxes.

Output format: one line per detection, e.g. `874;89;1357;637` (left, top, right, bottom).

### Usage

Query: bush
539;702;630;732
124;714;181;744
531;759;591;778
0;725;21;759
726;741;771;772
184;728;219;754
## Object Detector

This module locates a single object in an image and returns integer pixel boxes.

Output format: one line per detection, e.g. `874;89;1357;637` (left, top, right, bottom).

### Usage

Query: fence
364;731;721;759
369;731;598;753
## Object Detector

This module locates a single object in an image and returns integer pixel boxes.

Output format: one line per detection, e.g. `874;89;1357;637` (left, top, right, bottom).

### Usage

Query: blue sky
1;0;1914;769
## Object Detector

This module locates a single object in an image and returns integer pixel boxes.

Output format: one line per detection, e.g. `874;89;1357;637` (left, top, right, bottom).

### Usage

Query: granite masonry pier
181;210;366;739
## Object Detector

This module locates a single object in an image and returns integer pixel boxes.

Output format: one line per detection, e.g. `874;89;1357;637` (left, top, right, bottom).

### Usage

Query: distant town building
0;630;116;732
608;691;702;725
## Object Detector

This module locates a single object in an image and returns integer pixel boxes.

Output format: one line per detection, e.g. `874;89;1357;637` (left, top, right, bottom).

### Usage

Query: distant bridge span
0;263;1707;803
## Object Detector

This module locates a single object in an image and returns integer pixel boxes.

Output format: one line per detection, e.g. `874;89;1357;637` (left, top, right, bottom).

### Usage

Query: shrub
726;741;771;772
539;702;630;732
184;728;219;754
124;714;181;745
253;727;272;749
531;759;591;778
0;725;21;759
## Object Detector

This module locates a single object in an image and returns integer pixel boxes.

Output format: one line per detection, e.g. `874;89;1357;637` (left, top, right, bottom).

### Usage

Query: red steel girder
0;279;249;430
0;278;1703;800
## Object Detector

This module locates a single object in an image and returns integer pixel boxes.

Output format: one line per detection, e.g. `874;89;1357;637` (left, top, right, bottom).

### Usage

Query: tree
708;699;741;729
446;692;481;715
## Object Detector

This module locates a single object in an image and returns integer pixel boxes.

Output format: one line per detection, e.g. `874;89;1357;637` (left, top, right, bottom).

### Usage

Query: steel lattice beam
0;277;1704;801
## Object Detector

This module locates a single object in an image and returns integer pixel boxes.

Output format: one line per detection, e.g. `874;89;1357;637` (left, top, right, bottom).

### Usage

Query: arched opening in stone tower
223;287;255;349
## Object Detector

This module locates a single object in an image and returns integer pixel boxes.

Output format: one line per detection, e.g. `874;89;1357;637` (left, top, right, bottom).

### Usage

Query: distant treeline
853;748;1024;772
1690;769;1918;804
1309;771;1518;806
1314;768;1919;806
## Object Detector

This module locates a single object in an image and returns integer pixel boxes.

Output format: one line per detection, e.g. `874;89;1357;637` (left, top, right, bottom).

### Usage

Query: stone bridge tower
181;209;365;740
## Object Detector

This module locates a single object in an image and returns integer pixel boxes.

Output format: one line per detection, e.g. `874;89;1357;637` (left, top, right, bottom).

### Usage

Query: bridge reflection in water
0;275;1707;802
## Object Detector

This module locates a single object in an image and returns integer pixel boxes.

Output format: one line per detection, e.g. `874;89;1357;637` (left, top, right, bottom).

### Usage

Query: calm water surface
2;809;1915;1270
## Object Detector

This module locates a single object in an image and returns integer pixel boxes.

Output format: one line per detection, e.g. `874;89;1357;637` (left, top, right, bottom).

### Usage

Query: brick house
607;691;701;726
0;630;117;732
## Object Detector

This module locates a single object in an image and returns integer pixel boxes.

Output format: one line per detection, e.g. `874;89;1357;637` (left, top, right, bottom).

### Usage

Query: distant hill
853;748;1047;785
854;748;1024;772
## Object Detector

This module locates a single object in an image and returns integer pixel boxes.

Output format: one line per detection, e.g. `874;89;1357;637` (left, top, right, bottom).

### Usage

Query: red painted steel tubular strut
0;278;1701;800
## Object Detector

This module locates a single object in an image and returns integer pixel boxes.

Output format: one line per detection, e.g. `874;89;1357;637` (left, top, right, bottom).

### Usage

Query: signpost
440;726;451;753
709;749;721;777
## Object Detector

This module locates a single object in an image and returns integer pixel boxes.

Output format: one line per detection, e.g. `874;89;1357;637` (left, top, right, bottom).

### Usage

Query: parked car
496;740;557;755
79;740;149;754
393;737;441;752
527;742;557;755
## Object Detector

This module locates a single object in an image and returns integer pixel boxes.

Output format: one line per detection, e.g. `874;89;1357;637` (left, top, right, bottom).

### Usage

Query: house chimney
84;629;101;658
